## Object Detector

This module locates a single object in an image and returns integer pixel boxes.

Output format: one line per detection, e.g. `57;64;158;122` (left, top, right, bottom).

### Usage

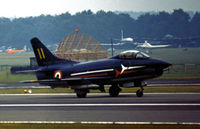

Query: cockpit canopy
117;50;150;59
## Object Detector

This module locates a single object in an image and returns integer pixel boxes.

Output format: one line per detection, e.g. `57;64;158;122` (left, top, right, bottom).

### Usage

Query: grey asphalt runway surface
0;93;200;122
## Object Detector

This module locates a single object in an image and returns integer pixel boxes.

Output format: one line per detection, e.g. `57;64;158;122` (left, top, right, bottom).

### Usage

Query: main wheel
75;89;87;98
136;89;143;97
109;85;121;97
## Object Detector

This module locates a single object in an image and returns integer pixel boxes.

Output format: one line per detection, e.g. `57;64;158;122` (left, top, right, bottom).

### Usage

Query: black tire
109;86;121;97
136;89;143;97
76;90;87;98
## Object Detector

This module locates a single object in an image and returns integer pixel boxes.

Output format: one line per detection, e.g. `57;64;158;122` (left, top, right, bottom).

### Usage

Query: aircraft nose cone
159;61;171;69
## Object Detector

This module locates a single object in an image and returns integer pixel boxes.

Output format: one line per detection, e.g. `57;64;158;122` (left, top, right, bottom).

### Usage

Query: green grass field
0;70;36;82
0;123;199;129
147;47;200;64
0;52;34;65
114;47;200;64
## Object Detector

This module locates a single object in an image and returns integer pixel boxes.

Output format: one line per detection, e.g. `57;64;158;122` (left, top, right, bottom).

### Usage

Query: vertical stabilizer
31;37;75;66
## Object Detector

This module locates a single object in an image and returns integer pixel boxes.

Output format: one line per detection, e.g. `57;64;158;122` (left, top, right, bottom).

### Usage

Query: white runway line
149;83;200;86
0;121;200;125
0;103;200;107
0;93;75;96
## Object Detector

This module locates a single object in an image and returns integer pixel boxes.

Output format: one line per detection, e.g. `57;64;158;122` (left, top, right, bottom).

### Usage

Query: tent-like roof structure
54;31;108;61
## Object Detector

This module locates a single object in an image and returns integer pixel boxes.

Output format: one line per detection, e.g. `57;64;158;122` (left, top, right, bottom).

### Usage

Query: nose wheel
135;81;146;97
136;89;143;97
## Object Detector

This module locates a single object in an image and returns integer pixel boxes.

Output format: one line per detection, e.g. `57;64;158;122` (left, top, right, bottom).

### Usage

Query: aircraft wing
137;44;170;48
20;79;59;83
149;45;170;48
16;69;38;73
21;76;112;86
62;76;111;81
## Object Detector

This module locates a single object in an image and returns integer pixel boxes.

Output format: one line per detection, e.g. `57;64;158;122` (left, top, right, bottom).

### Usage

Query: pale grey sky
0;0;199;18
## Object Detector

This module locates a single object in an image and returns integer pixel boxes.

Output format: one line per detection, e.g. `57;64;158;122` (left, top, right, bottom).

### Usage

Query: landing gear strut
109;84;122;97
75;89;88;98
99;85;105;92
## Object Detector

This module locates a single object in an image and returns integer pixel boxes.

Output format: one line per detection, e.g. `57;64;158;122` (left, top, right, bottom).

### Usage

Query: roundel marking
54;70;62;79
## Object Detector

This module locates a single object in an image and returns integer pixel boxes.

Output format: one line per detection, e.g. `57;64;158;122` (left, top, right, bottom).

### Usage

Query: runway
0;93;200;122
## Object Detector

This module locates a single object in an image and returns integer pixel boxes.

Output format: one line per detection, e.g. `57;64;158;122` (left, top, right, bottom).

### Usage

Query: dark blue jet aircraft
28;37;171;98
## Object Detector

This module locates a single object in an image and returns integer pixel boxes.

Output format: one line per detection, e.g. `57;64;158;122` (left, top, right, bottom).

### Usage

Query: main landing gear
75;89;88;98
74;82;146;98
109;84;122;97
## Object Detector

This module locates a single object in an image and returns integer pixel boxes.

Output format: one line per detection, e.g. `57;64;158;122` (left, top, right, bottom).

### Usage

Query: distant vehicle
121;30;133;42
6;45;27;54
137;41;170;48
23;37;171;98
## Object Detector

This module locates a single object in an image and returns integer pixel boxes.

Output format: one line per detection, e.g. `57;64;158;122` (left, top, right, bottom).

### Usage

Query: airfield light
24;89;32;94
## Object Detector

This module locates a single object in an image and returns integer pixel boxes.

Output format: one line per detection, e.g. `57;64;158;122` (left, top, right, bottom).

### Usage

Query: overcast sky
0;0;200;18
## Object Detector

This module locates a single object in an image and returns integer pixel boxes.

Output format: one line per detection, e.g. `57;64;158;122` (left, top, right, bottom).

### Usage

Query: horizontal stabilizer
21;76;111;86
16;69;39;74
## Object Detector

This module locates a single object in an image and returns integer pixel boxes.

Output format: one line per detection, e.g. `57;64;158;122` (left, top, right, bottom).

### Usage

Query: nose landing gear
135;81;146;97
136;88;144;97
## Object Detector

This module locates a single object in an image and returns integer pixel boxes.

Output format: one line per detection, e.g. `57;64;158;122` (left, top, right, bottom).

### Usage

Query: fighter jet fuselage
37;57;167;86
28;38;171;98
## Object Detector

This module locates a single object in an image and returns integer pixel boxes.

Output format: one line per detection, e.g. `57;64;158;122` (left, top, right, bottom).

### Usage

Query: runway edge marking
0;121;200;125
1;103;200;107
1;93;200;96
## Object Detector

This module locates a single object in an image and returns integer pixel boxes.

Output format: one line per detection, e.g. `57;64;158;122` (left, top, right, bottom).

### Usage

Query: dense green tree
190;12;200;36
0;9;199;48
170;9;190;37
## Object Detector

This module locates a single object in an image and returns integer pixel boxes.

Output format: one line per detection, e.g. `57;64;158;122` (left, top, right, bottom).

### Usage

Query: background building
54;30;108;61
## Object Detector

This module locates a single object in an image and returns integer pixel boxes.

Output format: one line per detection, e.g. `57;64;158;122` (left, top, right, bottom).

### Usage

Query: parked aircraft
137;40;170;48
6;45;27;54
23;37;171;98
121;30;133;42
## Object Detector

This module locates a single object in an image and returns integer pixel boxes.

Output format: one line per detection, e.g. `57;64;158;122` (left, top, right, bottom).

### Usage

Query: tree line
0;9;199;48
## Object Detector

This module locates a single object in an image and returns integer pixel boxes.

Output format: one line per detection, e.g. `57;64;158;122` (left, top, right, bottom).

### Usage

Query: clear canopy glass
118;50;150;59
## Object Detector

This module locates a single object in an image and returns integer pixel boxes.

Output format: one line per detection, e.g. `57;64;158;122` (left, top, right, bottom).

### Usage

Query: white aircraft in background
137;41;170;48
121;30;133;42
101;42;125;46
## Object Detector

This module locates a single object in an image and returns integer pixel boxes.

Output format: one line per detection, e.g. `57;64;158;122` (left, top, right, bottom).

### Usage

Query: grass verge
0;123;200;129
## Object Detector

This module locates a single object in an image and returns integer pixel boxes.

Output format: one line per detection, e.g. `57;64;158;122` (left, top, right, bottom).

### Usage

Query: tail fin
31;37;70;66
